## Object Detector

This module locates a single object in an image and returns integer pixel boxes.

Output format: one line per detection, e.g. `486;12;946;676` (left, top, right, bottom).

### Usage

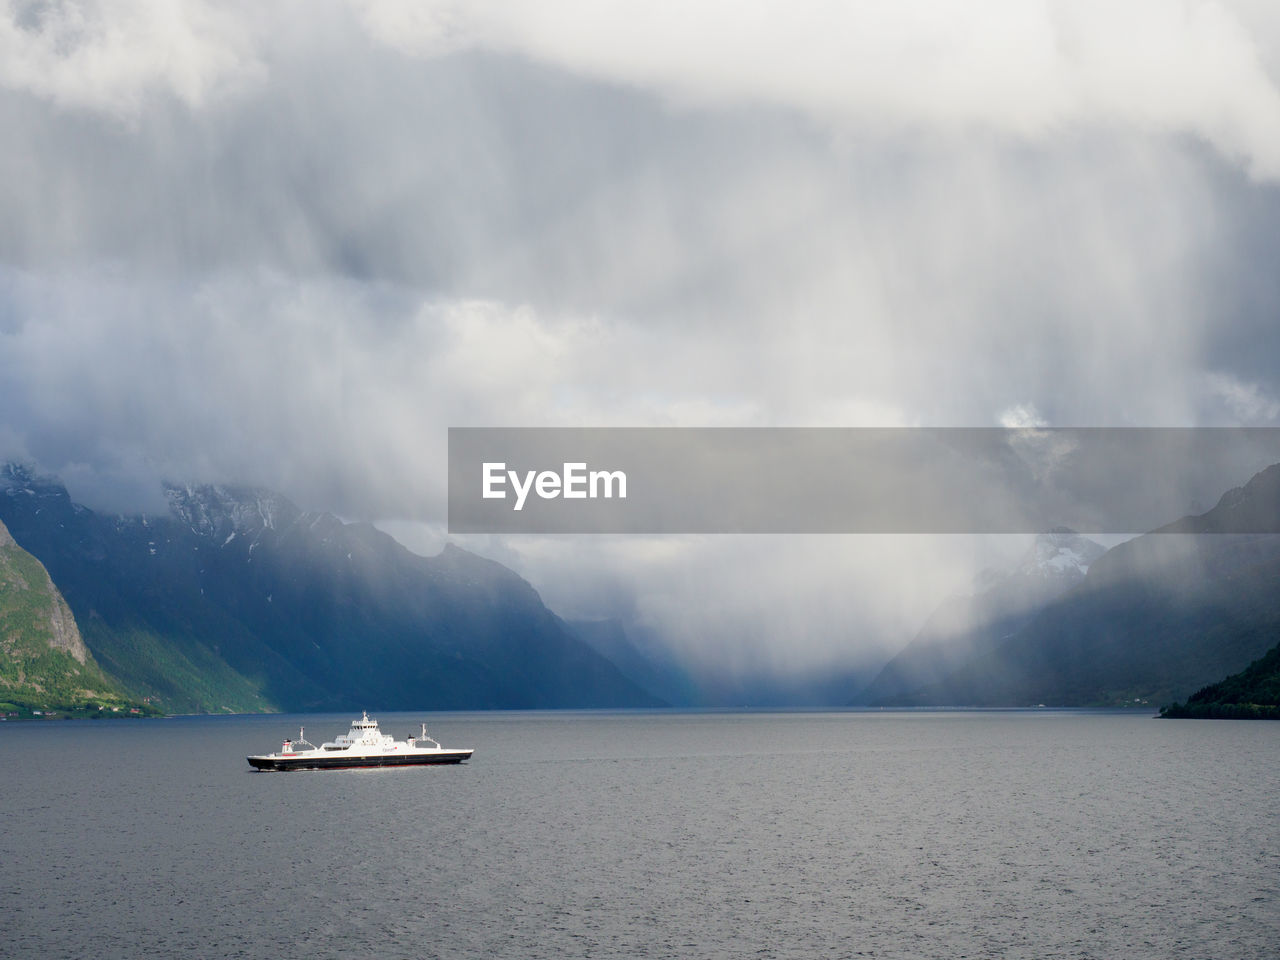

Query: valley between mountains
3;461;1280;717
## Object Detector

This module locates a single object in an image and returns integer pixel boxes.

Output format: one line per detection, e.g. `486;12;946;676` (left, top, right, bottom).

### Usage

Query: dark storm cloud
4;1;1280;672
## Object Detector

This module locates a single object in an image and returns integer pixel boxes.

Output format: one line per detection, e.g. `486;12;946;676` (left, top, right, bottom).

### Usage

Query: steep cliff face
0;517;137;714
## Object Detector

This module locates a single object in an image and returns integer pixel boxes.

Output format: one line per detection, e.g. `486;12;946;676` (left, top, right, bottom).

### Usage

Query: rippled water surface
3;710;1278;959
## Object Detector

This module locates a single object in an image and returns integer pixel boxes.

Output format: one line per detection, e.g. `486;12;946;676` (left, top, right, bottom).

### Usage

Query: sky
4;0;1280;690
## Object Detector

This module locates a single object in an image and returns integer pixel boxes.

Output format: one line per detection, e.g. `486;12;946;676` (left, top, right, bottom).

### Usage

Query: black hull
247;750;472;771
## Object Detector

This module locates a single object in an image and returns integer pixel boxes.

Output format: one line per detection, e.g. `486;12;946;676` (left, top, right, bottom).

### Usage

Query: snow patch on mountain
1;463;64;499
164;483;302;543
972;528;1105;595
1019;527;1107;579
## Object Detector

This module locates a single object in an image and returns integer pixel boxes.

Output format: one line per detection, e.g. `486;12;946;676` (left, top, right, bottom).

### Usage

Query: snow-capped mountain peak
1016;527;1106;581
969;528;1106;595
164;483;301;542
1;463;65;499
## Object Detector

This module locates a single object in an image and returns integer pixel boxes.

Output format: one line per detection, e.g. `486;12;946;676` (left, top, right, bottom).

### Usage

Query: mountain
0;465;662;714
856;529;1105;705
885;463;1280;707
0;517;149;717
1160;641;1280;719
1156;462;1280;534
568;618;698;706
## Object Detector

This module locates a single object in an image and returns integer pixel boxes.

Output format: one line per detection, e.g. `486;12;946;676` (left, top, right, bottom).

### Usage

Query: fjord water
3;711;1277;959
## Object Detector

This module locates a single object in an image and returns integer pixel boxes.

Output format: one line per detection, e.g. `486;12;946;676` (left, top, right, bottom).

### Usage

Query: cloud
357;0;1280;180
9;1;1280;178
389;528;1007;686
0;0;266;117
999;404;1050;430
3;3;1280;683
1205;372;1280;422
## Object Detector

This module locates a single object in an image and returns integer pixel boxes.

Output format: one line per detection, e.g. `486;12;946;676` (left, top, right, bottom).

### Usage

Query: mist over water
4;711;1277;959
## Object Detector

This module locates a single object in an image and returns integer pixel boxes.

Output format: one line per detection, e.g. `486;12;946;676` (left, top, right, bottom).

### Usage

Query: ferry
247;712;473;771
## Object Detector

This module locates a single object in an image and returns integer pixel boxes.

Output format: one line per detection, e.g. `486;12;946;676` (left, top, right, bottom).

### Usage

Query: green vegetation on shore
0;699;163;720
1161;641;1280;719
1;518;156;718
